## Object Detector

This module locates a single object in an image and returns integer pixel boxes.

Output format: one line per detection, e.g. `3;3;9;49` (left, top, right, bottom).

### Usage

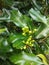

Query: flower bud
29;31;32;34
23;46;26;49
22;33;26;36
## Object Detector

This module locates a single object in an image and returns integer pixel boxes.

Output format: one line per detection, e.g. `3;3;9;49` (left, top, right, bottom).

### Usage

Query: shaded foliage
0;0;49;65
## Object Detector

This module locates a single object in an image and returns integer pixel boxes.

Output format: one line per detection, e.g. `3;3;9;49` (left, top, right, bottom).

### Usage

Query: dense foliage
0;0;49;65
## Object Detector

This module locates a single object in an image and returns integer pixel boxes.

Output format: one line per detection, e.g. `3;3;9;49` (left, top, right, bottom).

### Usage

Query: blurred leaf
9;52;43;65
29;8;48;25
10;9;27;27
36;24;49;39
8;33;28;49
0;28;7;34
10;9;35;30
29;8;49;39
0;38;13;56
37;54;48;65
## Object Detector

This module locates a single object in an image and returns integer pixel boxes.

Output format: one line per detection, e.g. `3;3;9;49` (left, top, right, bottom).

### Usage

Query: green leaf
8;33;28;49
9;52;43;65
0;38;12;56
29;8;49;39
10;9;27;27
29;8;48;25
0;9;10;20
10;9;35;30
36;24;49;39
37;54;48;65
0;28;7;34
